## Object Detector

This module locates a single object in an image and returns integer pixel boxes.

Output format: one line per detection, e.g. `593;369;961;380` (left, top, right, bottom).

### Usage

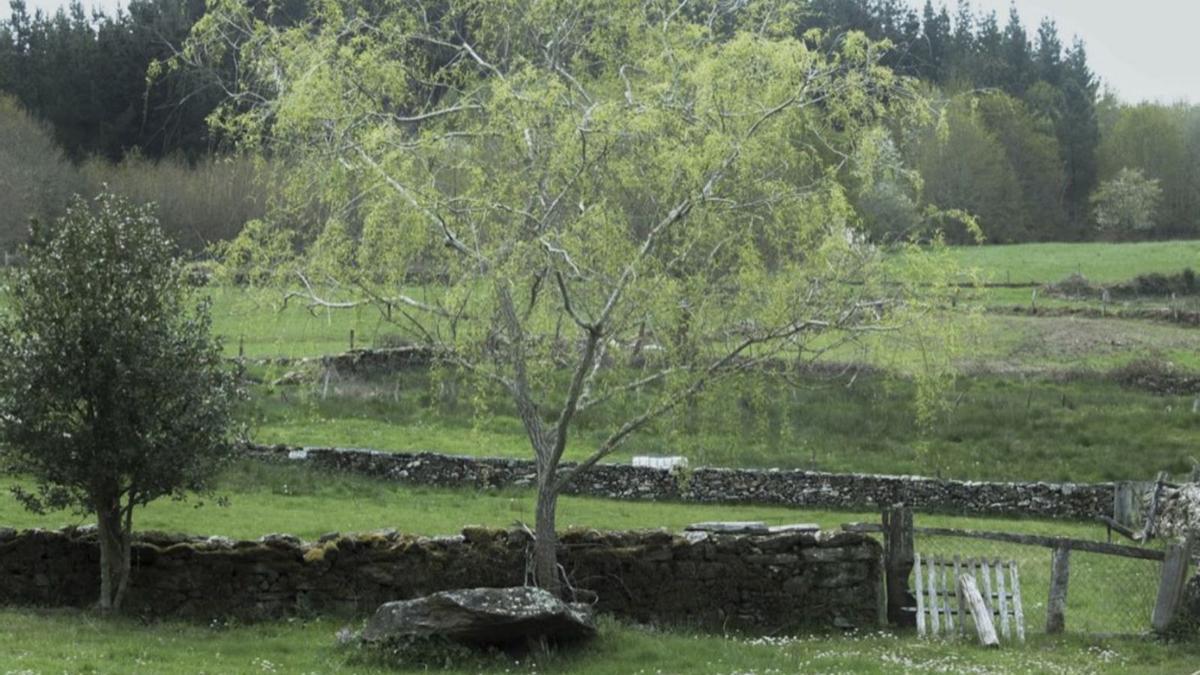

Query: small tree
188;0;963;596
1091;167;1163;234
0;192;240;612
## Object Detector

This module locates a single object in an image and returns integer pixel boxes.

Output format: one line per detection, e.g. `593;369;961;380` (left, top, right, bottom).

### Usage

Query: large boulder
362;587;596;646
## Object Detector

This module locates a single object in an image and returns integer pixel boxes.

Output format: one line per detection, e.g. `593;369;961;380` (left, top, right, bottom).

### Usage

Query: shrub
82;153;271;253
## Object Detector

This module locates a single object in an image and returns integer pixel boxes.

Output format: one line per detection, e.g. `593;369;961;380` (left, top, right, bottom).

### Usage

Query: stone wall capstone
0;526;881;632
248;444;1113;520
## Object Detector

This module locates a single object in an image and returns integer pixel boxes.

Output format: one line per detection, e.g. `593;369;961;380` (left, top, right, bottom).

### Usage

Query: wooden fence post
1113;482;1138;529
884;506;915;627
1046;545;1071;634
1152;537;1195;633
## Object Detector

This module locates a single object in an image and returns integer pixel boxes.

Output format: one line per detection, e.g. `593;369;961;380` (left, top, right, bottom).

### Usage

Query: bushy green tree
909;96;1023;242
975;91;1067;238
1091;167;1162;234
850;127;924;241
1099;103;1196;237
188;0;964;596
0;192;241;612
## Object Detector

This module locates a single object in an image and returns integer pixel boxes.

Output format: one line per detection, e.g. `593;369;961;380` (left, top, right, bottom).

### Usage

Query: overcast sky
4;0;1197;104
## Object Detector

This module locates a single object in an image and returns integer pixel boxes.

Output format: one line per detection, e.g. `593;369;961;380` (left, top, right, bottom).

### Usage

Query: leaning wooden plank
1009;560;1026;643
958;574;1000;647
995;559;1010;640
915;551;926;637
928;555;941;636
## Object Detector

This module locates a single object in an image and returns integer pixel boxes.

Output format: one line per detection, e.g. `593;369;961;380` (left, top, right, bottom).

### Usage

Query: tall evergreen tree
1034;18;1063;87
946;0;976;85
919;1;952;82
1059;38;1100;231
1001;4;1032;94
974;10;1004;87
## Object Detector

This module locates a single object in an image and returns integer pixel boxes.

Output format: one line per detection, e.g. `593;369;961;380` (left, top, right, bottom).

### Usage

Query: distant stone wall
320;346;436;376
0;526;881;632
248;444;1114;520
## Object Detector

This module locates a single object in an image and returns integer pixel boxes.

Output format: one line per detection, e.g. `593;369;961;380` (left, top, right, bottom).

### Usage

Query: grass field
4;608;1198;675
0;461;1191;671
0;462;1177;638
5;240;1200;672
247;369;1200;482
205;241;1200;361
950;240;1200;284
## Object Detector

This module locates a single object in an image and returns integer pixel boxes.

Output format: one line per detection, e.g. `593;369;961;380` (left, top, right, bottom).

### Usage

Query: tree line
1;0;1197;243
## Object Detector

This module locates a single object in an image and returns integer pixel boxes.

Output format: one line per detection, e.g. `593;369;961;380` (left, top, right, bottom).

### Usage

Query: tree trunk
533;483;562;597
95;499;131;613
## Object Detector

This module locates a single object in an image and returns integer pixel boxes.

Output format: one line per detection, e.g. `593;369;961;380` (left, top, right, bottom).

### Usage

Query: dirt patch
956;315;1199;385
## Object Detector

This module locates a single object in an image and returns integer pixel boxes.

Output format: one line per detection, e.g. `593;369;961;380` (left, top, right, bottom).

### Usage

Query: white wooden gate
914;553;1025;643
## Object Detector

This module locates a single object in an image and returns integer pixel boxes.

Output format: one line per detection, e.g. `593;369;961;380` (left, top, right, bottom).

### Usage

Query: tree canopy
189;0;965;595
0;192;241;611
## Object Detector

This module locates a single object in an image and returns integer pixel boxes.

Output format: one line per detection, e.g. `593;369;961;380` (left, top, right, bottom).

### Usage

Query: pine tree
947;0;976;84
1001;4;1032;94
974;10;1004;87
1059;38;1100;231
1034;18;1064;87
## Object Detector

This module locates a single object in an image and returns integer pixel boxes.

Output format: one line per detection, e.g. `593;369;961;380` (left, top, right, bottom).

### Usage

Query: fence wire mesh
855;515;1170;638
909;529;1165;636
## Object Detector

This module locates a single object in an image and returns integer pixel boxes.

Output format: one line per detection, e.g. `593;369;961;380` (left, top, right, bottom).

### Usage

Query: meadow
247;369;1200;482
1;460;1195;672
3;240;1200;673
949;240;1200;285
5;608;1198;674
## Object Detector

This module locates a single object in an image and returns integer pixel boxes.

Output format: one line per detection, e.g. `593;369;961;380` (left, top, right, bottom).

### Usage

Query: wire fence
913;531;1165;636
853;511;1177;638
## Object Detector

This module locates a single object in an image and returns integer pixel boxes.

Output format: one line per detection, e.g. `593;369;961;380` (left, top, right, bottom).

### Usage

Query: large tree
0;192;240;612
189;0;961;595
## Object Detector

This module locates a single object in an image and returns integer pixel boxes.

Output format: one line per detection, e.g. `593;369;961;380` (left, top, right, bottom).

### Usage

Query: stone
361;587;596;646
272;371;306;386
685;522;770;534
242;442;1114;520
768;524;820;534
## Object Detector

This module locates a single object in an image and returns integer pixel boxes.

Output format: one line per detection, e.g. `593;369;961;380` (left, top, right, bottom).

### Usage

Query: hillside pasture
950;240;1200;284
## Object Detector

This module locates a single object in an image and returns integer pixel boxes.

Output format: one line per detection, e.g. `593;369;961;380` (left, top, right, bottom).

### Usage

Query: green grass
950;240;1200;285
203;236;1200;362
979;285;1200;311
245;369;1200;483
2;460;890;539
207;287;401;359
0;460;1131;540
3;609;1198;675
0;462;1179;639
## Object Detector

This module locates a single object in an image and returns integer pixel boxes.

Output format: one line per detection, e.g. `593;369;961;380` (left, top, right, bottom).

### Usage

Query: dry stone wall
248;444;1113;520
1156;484;1200;540
0;526;881;632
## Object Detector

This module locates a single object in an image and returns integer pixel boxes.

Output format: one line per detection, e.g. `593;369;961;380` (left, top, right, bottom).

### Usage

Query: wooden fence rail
843;522;1168;561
